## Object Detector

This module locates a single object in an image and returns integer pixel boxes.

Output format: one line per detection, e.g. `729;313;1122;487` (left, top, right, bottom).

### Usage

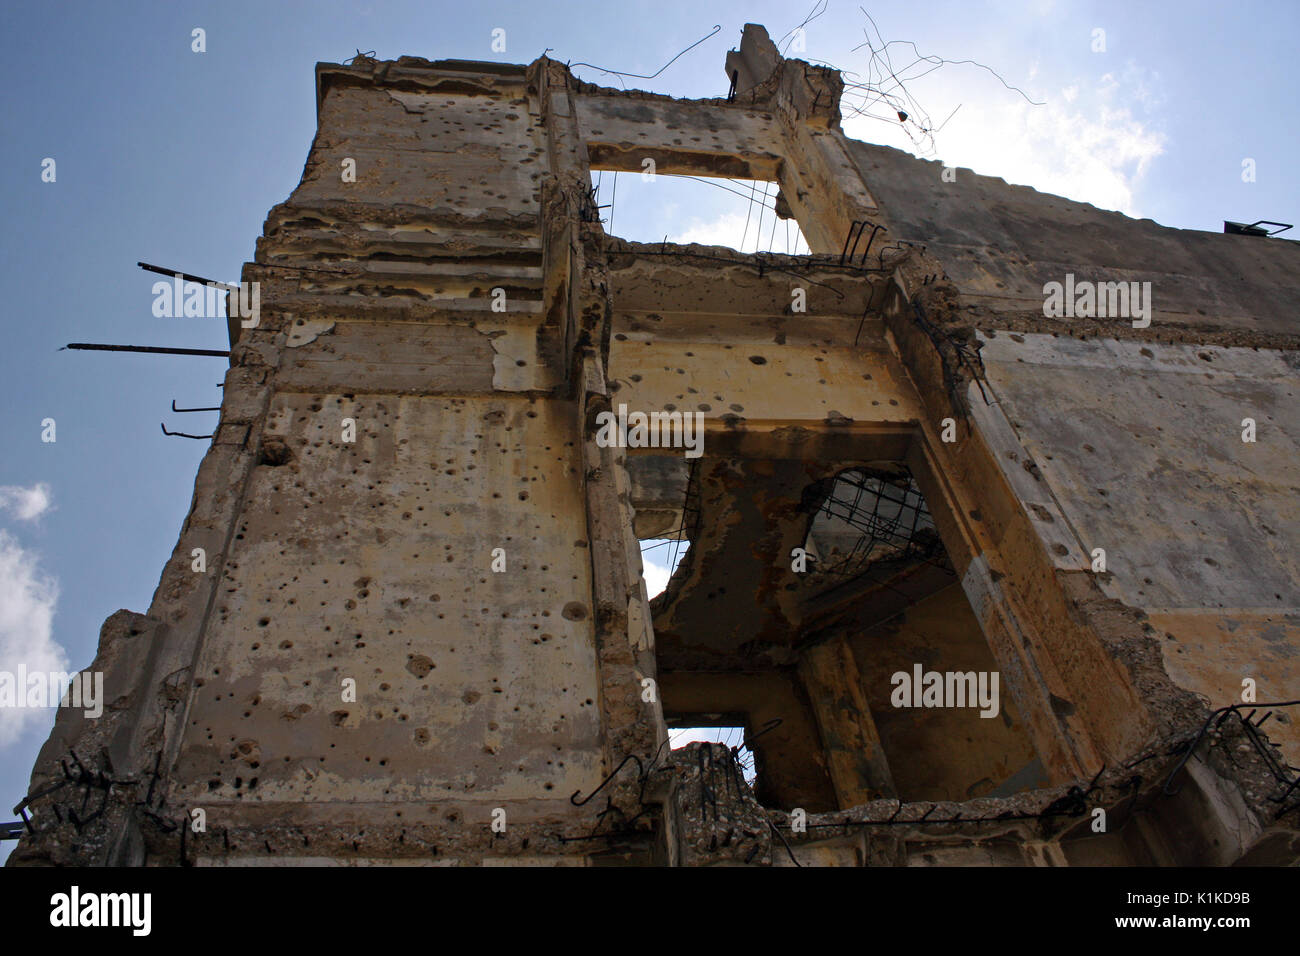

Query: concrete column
799;636;897;807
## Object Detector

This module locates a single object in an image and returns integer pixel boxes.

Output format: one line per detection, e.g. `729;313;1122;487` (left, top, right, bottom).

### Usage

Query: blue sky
1;0;1295;858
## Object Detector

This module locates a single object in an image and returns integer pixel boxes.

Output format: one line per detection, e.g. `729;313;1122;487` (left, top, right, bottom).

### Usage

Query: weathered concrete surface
579;95;784;180
848;140;1300;342
172;393;604;805
607;252;918;427
976;332;1300;764
851;585;1043;802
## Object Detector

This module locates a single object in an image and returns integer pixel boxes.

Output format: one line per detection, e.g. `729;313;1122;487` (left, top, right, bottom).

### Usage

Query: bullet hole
234;739;260;765
562;602;588;621
258;617;270;627
330;711;349;727
1029;504;1054;522
748;355;767;365
279;640;293;649
463;690;481;705
1140;347;1154;358
261;438;293;466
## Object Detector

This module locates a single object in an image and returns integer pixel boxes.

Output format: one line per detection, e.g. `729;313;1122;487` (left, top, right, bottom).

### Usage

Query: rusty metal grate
803;468;942;580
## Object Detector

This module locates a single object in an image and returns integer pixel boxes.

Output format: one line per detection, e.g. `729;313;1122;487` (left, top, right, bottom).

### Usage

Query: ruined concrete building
11;25;1300;867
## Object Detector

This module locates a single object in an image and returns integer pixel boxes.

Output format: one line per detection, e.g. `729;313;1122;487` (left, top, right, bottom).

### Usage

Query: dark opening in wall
790;464;1043;804
649;454;1045;812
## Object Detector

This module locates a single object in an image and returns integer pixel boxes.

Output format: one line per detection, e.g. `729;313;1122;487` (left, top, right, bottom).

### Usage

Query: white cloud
0;529;65;747
676;209;807;255
843;60;1166;216
677;211;753;251
641;546;673;599
0;483;52;522
1117;62;1165;113
640;539;690;599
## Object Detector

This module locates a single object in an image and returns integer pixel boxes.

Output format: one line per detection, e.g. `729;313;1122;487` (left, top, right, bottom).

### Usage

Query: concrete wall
848;140;1300;340
976;332;1300;762
851;584;1043;802
172;393;605;806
